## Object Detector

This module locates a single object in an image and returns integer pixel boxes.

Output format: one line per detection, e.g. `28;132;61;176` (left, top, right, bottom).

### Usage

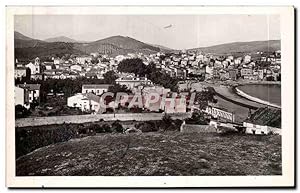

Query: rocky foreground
16;132;281;176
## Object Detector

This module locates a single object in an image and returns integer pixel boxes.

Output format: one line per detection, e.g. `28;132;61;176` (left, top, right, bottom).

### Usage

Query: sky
14;15;280;49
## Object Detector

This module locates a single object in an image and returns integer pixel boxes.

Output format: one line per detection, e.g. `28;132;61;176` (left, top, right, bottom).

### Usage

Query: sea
238;84;281;106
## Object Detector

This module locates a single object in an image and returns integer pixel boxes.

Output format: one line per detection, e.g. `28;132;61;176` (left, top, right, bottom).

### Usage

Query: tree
103;71;117;84
15;105;31;118
194;87;217;110
108;84;132;94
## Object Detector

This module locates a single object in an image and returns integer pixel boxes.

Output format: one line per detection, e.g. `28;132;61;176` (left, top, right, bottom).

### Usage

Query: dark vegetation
185;111;209;125
118;58;179;91
16;116;182;158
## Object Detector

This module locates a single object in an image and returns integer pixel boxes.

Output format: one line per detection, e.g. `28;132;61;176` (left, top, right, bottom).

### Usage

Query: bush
159;115;182;131
102;124;112;133
185;112;208;125
15;105;31;118
111;121;124;133
136;121;159;132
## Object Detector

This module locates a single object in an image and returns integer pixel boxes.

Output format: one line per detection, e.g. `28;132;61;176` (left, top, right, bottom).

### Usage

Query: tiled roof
18;84;41;91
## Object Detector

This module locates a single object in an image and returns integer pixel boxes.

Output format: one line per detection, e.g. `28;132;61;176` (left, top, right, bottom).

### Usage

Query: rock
199;158;208;163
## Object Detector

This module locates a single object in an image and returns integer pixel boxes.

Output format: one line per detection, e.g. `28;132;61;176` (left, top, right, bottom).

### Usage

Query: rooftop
17;84;41;91
82;84;111;89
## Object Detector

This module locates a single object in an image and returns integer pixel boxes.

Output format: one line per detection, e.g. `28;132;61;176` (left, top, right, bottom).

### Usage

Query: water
238;84;281;106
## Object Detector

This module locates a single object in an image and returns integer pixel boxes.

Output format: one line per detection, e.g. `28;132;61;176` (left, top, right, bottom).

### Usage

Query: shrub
111;121;124;133
136;121;158;132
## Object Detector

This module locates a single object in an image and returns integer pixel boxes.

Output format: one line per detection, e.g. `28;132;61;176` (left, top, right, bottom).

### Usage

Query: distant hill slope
14;31;35;41
150;44;176;53
14;31;85;60
75;35;161;56
14;31;281;60
44;36;77;43
189;40;281;55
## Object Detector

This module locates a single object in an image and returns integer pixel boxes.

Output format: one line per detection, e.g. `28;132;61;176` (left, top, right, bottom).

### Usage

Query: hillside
189;40;280;55
75;35;160;56
14;31;35;41
14;32;161;59
16;132;281;176
14;31;85;60
14;31;281;60
44;36;77;43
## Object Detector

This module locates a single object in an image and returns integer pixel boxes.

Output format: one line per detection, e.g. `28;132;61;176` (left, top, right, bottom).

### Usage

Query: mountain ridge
44;36;77;43
14;31;281;60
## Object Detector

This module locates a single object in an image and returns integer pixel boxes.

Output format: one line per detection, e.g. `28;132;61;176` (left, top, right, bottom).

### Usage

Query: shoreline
234;86;281;109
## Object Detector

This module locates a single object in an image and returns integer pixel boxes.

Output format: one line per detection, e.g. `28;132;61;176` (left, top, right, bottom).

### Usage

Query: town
15;48;282;136
12;12;285;177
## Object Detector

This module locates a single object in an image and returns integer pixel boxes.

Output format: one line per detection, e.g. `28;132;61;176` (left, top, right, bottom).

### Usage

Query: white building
116;75;153;90
243;122;281;135
67;93;102;112
17;83;40;103
76;56;92;65
15;67;27;79
244;55;251;63
15;86;30;108
82;84;111;96
26;57;41;75
70;64;83;72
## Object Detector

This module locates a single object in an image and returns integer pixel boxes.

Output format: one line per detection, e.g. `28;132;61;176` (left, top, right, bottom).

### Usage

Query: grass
16;132;281;176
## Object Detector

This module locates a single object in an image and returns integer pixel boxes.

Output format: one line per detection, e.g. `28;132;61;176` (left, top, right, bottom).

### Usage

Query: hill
75;35;161;56
14;31;281;60
189;40;280;55
150;44;176;53
14;31;85;60
44;36;77;43
14;31;35;41
16;132;281;176
14;32;162;59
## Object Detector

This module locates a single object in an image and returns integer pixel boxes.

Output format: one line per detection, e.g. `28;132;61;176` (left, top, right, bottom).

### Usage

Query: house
243;107;281;135
17;83;41;104
258;69;264;80
15;86;30;109
116;75;153;90
76;55;93;64
244;55;251;63
15;66;27;79
240;68;253;78
31;73;44;80
175;68;187;79
26;57;41;75
70;64;83;72
228;69;238;80
67;93;102;113
82;84;111;96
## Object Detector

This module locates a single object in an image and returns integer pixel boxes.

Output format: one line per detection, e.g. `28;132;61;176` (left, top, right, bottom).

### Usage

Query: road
15;113;192;128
